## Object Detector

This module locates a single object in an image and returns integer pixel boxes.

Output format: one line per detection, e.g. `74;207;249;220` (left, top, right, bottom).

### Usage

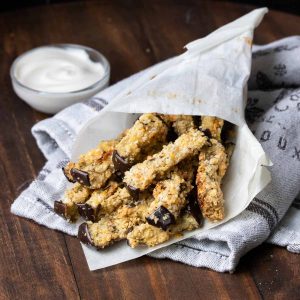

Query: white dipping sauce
11;44;110;114
14;47;105;93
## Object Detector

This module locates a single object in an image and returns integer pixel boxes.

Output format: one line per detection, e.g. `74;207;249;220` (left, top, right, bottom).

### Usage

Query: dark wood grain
0;1;300;299
0;8;80;300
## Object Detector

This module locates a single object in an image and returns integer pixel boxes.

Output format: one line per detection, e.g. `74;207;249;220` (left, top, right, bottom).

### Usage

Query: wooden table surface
1;1;300;299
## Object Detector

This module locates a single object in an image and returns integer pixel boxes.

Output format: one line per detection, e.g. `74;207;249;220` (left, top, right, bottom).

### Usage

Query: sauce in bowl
14;47;105;93
11;44;110;114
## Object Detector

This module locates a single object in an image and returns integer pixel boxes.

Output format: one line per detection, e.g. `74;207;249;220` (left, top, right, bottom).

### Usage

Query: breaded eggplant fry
150;173;188;217
90;187;133;215
126;223;169;248
78;196;152;248
127;211;200;248
77;181;120;222
196;139;228;221
200;116;224;141
62;162;76;183
159;114;195;136
114;113;168;164
124;129;207;191
63;140;117;189
146;157;196;229
54;182;91;222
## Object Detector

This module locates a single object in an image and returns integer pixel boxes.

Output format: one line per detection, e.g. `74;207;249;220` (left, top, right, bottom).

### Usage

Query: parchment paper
72;8;272;270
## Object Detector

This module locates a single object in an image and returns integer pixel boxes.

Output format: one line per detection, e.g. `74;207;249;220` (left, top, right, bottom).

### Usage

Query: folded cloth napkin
11;36;300;272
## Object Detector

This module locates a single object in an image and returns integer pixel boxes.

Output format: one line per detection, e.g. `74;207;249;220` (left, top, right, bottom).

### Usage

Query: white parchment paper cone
71;8;272;270
105;8;268;126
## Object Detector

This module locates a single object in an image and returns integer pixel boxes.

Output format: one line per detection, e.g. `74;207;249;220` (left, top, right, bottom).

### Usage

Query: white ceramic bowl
10;44;110;114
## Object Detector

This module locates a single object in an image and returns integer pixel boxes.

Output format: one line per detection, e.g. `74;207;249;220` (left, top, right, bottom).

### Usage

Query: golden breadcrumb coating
58;182;91;221
116;113;168;163
86;195;152;248
85;181;119;210
64;140;117;189
124;129;207;190
127;212;199;248
200;116;224;141
196;139;228;221
159;114;195;136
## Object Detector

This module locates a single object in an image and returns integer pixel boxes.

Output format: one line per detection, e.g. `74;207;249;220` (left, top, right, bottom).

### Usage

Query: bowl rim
10;43;110;95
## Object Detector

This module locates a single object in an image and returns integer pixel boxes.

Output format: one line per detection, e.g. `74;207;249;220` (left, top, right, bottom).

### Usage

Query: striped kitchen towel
11;36;300;272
